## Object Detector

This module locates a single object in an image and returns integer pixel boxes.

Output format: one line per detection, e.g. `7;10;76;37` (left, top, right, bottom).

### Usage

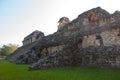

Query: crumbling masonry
6;7;120;70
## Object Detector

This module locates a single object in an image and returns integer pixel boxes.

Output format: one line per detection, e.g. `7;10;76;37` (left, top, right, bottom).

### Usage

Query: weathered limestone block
50;46;59;53
100;29;120;46
82;35;96;48
47;45;65;54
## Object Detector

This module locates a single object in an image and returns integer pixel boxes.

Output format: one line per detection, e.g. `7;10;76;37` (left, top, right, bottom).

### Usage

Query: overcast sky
0;0;120;46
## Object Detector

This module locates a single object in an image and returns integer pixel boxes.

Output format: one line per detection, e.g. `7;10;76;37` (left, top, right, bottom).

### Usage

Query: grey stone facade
58;17;70;30
6;7;120;70
22;30;44;45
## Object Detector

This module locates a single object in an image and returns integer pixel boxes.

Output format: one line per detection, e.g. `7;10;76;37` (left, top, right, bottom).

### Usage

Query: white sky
0;0;120;46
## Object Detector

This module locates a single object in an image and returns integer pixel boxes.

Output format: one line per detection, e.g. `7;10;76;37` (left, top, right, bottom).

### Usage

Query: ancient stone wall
82;28;120;48
23;30;44;46
37;44;65;58
7;7;120;70
29;46;120;70
74;46;120;67
47;45;65;54
82;35;96;48
100;29;120;46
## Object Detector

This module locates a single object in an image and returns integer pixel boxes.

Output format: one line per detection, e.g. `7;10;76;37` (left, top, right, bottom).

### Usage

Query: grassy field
0;60;120;80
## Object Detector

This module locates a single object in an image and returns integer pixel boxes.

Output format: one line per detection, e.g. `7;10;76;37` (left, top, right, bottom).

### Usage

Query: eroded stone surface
22;30;44;46
6;7;120;70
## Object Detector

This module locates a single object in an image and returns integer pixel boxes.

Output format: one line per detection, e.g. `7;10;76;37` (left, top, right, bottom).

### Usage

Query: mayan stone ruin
6;7;120;70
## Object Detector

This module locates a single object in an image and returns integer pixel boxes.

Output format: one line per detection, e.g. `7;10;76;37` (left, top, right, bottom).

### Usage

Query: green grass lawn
0;60;120;80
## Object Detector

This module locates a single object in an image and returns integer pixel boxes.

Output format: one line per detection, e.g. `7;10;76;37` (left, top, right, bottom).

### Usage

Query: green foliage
0;60;120;80
0;44;18;56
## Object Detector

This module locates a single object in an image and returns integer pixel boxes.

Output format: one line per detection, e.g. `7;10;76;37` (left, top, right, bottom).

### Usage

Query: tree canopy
0;44;18;56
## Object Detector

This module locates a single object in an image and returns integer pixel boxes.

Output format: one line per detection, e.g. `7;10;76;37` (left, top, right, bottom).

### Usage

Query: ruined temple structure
6;7;120;70
22;30;44;45
58;17;70;30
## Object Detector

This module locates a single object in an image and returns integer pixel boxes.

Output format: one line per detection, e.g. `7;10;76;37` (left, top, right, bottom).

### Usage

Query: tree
0;44;19;56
